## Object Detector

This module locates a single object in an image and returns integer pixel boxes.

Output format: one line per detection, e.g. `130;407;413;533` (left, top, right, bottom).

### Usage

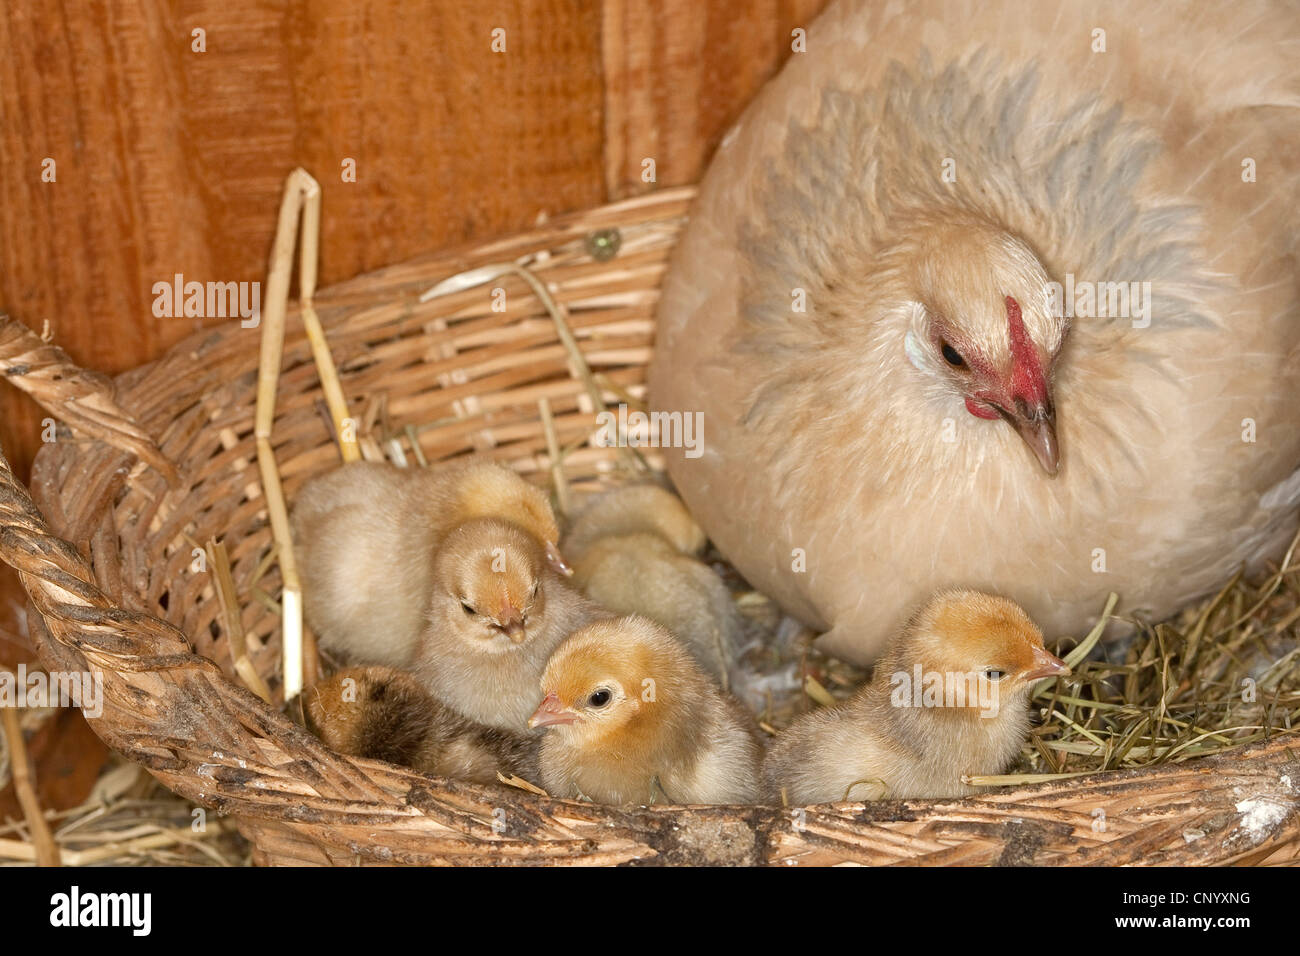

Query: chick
529;616;762;805
763;591;1069;805
304;665;538;784
410;518;606;731
563;483;706;559
563;484;741;686
292;459;568;668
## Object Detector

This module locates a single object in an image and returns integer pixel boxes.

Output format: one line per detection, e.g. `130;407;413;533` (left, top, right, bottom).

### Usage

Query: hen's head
903;224;1067;475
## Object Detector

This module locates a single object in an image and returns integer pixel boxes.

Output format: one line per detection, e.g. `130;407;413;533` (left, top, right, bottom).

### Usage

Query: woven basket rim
7;187;1299;865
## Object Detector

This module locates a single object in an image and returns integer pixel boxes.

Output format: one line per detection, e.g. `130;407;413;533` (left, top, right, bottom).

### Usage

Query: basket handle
0;314;179;486
0;437;402;815
0;433;208;674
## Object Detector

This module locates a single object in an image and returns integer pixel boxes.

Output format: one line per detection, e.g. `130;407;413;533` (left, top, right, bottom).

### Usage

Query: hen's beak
998;397;1060;477
529;692;580;728
545;541;573;577
1023;645;1070;682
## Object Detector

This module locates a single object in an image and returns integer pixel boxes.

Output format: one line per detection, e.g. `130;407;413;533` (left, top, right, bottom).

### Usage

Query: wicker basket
2;186;1298;866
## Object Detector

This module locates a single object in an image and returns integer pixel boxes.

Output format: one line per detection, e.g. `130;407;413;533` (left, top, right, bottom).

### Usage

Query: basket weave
2;186;1298;866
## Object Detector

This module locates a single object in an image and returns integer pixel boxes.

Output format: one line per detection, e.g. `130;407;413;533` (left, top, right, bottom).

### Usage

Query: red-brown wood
0;0;826;669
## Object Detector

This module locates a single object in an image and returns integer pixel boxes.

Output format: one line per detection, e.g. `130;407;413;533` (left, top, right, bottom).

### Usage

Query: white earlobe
903;328;928;372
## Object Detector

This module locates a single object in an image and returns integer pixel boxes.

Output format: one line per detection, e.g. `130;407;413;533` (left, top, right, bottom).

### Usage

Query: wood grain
0;0;609;484
601;0;828;196
0;0;824;663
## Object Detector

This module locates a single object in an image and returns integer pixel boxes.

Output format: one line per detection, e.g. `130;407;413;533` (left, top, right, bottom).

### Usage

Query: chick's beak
545;541;573;577
1024;644;1070;682
497;602;527;644
998;397;1060;477
529;692;580;728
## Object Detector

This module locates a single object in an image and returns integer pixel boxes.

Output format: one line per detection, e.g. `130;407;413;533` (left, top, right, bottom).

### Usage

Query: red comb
1005;296;1047;403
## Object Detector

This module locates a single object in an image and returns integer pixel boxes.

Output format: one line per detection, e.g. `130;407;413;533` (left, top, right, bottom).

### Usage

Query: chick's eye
587;689;611;708
984;668;1006;682
941;341;966;367
460;601;476;616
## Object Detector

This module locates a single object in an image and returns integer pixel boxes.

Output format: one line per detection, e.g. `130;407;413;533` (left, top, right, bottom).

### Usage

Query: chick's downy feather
563;483;707;559
291;459;563;668
764;591;1067;804
564;485;740;685
531;616;762;806
304;666;539;784
650;0;1300;664
411;518;607;731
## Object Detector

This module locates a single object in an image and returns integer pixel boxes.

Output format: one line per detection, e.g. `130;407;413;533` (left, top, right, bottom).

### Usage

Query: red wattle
965;397;1000;420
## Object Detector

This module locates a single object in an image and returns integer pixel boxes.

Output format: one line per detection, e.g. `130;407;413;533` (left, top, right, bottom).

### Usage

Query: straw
0;704;60;865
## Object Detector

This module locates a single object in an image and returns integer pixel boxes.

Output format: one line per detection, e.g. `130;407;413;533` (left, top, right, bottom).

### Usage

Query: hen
650;0;1300;664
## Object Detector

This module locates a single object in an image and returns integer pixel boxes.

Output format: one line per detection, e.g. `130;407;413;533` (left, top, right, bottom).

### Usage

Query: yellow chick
529;616;762;805
410;518;606;731
764;590;1069;805
563;484;741;687
304;665;538;785
292;459;568;668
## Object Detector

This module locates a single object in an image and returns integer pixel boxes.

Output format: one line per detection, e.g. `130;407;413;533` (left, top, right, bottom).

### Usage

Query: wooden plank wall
0;0;825;657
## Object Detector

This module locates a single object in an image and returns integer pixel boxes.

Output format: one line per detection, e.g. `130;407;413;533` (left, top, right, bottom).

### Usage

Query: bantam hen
650;0;1300;665
305;665;539;785
411;517;606;731
292;459;568;668
763;591;1068;804
530;616;762;805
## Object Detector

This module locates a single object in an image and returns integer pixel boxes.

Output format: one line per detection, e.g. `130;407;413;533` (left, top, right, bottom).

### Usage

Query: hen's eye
983;668;1006;682
460;601;476;616
588;689;612;708
941;342;966;367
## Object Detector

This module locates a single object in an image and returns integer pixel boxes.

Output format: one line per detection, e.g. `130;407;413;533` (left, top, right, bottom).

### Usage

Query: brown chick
763;591;1068;805
563;485;741;687
292;459;568;668
304;665;539;784
410;518;607;732
529;616;762;806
